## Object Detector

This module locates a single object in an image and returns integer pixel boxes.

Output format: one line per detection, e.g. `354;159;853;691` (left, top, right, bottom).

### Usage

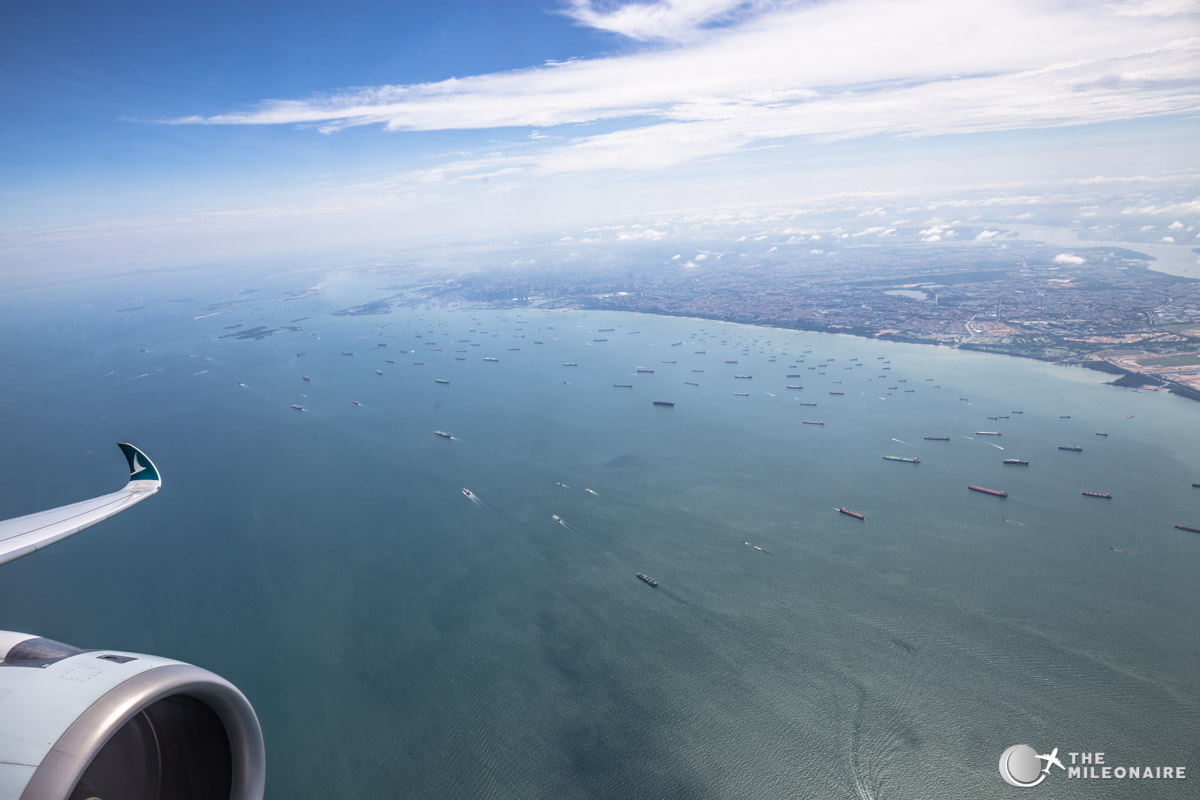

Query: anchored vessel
839;507;865;520
969;485;1008;497
636;572;659;587
435;379;450;384
976;431;1001;436
1003;459;1029;465
613;384;633;388
636;368;655;373
883;456;919;463
1176;524;1200;534
1059;445;1083;452
803;420;824;425
925;436;950;441
1082;491;1112;499
653;400;675;407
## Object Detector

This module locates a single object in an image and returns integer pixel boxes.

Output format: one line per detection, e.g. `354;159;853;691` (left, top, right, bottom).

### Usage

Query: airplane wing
0;443;160;567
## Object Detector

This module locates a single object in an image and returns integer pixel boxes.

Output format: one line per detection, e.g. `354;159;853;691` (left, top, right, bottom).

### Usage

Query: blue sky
2;0;1198;280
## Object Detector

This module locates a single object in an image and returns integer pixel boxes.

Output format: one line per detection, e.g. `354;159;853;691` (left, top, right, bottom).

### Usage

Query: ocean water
1;270;1198;799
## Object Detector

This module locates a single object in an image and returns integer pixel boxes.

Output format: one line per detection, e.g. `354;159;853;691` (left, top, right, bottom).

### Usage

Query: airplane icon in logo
1038;748;1065;774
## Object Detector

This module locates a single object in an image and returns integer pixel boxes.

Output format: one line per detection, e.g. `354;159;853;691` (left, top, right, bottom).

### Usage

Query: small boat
434;430;453;439
351;400;361;406
552;514;562;522
376;370;383;375
839;507;865;520
1082;491;1112;499
385;359;395;363
302;376;311;382
342;352;353;356
290;404;304;411
297;351;305;357
462;488;473;498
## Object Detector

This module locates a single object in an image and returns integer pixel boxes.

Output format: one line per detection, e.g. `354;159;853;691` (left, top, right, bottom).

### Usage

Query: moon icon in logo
999;744;1046;787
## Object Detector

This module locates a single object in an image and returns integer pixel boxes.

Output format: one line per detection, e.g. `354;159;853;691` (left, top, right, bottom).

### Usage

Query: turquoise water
1;271;1197;798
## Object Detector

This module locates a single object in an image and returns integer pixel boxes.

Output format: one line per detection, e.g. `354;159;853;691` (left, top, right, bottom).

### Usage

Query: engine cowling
0;631;264;800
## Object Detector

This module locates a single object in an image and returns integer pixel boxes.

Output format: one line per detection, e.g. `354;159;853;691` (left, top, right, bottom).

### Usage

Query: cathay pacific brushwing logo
129;453;146;475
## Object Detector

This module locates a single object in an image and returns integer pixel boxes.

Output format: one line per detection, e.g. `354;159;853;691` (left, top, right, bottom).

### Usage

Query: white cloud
810;248;824;254
167;1;1200;182
975;229;1001;239
1054;253;1086;264
617;228;668;240
1168;220;1184;229
672;253;682;259
1162;235;1176;242
561;0;756;42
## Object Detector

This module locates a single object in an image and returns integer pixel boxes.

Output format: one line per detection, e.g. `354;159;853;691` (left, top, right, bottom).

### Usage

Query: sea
1;267;1198;799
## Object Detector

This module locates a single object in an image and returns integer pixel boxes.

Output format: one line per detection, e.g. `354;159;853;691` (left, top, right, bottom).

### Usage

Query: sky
1;0;1198;282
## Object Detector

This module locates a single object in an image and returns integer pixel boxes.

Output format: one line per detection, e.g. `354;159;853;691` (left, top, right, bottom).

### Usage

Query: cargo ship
662;360;677;364
798;401;818;406
969;485;1008;497
1176;525;1200;534
976;431;1001;436
653;400;675;407
435;379;450;384
787;385;803;389
593;338;607;342
839;507;865;520
1003;459;1029;465
376;369;383;375
1082;491;1112;499
829;391;844;396
1193;483;1200;489
803;420;825;425
562;362;578;366
636;368;655;373
613;384;633;388
733;392;749;396
1058;445;1083;451
685;381;699;386
636;573;659;587
290;404;304;411
483;357;498;362
734;374;752;379
925;436;950;441
883;456;920;463
1096;432;1108;436
787;373;803;377
434;430;453;439
725;360;738;364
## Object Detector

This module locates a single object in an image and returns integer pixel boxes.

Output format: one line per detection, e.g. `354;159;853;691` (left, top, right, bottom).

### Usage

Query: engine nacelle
0;631;264;800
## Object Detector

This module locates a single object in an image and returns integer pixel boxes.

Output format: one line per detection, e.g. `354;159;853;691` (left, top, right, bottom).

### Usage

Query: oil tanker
883;456;919;463
969;485;1008;497
839;507;865;520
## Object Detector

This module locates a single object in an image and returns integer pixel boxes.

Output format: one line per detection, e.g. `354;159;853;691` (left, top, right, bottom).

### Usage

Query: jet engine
0;631;264;800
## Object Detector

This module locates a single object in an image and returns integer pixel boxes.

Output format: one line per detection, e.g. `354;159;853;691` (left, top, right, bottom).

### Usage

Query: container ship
1003;459;1029;465
883;456;920;463
636;573;659;587
1058;445;1083;452
653;400;675;407
839;507;865;520
925;436;950;441
969;485;1008;497
1082;491;1112;499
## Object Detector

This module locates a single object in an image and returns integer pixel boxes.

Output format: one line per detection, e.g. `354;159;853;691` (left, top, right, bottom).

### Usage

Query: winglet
117;443;161;490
